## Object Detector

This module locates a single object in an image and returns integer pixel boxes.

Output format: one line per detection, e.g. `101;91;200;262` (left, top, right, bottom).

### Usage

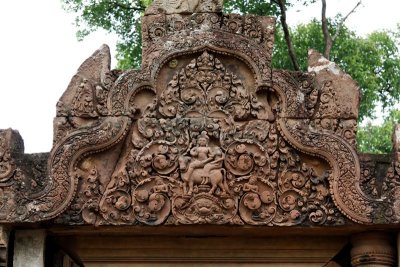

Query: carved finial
145;0;224;15
57;44;111;118
197;51;214;71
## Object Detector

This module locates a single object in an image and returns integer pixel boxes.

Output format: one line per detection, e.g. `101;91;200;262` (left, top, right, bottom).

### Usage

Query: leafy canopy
357;110;400;154
61;0;149;69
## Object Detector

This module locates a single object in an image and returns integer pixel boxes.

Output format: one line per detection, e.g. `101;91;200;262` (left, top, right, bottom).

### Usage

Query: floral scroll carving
0;46;132;222
272;66;386;224
1;0;398;227
70;51;347;226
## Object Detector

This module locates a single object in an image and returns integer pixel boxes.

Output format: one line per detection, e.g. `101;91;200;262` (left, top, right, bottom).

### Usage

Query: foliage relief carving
80;51;348;226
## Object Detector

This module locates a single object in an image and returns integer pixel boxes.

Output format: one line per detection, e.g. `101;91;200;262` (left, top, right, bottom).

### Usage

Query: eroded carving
0;131;16;183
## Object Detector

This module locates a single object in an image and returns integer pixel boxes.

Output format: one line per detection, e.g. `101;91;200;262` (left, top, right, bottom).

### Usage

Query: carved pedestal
351;232;395;267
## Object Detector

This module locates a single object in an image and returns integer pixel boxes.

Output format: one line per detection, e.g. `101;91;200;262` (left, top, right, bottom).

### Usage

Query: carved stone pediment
1;0;400;228
82;50;344;226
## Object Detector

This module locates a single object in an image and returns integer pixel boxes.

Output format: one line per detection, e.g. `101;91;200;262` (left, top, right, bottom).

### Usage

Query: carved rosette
133;177;171;225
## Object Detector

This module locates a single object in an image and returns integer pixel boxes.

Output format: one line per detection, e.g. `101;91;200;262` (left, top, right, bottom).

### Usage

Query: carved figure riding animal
179;132;229;195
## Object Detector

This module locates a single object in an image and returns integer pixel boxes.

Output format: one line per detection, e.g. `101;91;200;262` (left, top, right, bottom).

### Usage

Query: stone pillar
351;232;395;267
13;230;46;267
0;226;9;267
398;233;400;267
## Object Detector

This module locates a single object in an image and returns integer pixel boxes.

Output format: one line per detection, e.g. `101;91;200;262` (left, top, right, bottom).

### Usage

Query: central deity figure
179;131;228;196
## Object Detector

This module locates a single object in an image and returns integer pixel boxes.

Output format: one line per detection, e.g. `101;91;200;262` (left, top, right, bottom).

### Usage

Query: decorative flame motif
159;51;253;119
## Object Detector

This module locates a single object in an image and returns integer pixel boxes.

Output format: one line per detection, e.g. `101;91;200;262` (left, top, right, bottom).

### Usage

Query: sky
0;0;399;153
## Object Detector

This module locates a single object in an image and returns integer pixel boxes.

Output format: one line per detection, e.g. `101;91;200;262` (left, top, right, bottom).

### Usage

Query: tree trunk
272;0;300;71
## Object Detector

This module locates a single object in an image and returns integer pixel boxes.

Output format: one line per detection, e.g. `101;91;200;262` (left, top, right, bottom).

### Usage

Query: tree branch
273;0;300;71
321;0;332;58
322;0;362;59
332;1;362;43
110;1;145;12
